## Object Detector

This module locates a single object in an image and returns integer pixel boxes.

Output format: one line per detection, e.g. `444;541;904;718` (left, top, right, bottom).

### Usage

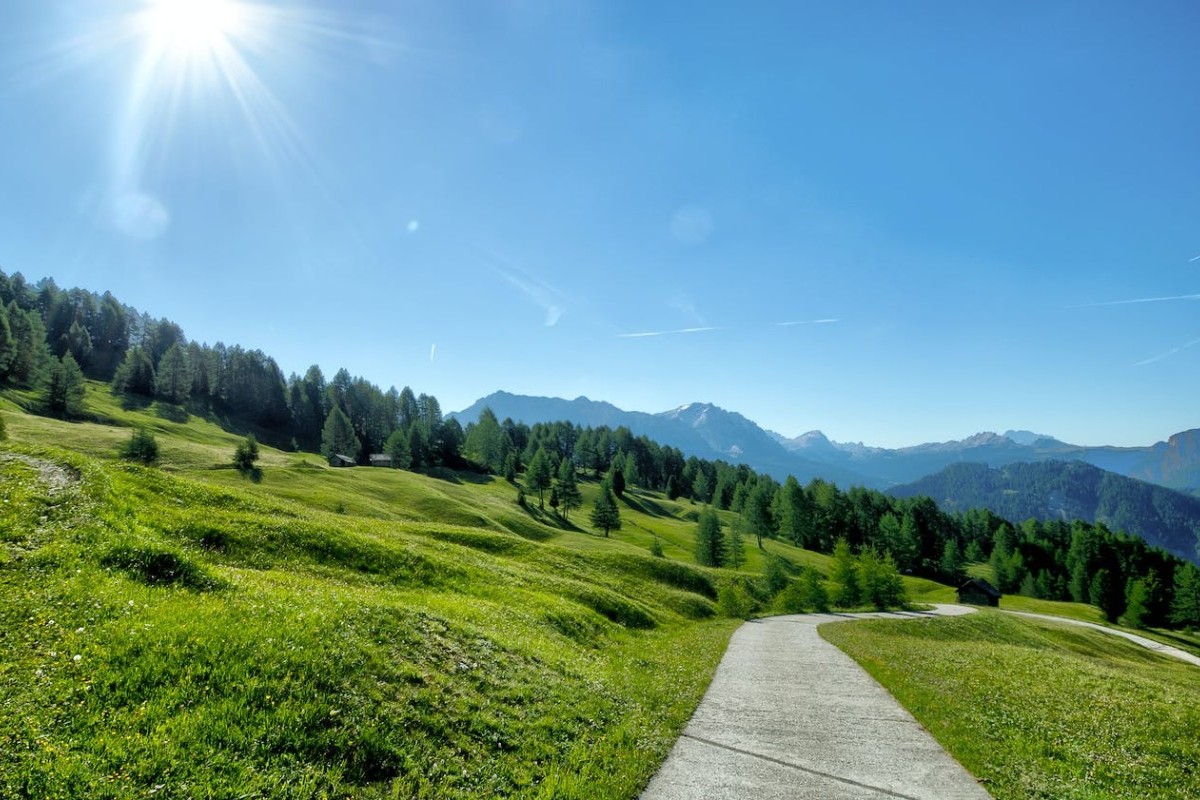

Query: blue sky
1;0;1197;447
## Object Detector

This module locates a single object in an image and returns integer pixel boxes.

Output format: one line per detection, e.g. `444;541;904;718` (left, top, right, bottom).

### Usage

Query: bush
649;536;665;558
0;413;6;440
233;434;260;474
717;583;756;619
120;429;159;464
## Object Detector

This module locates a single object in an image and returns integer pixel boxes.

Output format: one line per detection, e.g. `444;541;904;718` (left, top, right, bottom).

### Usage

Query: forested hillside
890;461;1200;564
4;268;1200;632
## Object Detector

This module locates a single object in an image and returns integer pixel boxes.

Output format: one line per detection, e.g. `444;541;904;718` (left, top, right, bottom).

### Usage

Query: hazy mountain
889;461;1200;564
454;392;1200;496
451;392;873;486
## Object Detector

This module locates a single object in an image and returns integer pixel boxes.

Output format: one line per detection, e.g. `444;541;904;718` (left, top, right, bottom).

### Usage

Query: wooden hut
956;578;1001;607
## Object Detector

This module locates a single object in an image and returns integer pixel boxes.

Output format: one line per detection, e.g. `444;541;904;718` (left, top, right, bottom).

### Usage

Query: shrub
717;583;755;619
233;434;259;474
120;429;159;464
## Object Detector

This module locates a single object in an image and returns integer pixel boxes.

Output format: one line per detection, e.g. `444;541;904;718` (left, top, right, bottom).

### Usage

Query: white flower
73;654;82;662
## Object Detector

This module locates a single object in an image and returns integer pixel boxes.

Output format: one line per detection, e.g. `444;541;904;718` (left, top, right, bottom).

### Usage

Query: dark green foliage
120;429;160;465
649;536;664;558
42;353;86;418
384;427;412;469
693;508;724;567
555;459;582;520
858;548;907;609
609;462;626;498
321;406;361;464
762;555;789;595
0;413;6;441
799;569;831;612
1090;568;1124;623
112;347;156;396
724;521;745;568
233;434;260;474
524;447;553;509
154;343;191;404
462;406;507;473
1171;564;1200;628
589;486;621;537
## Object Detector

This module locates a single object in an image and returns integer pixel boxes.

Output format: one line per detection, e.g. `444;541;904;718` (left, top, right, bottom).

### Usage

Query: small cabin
329;454;356;468
957;578;1002;607
369;453;393;468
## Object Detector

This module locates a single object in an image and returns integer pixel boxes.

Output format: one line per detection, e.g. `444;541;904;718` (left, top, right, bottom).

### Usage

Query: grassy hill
1;383;886;798
822;611;1200;800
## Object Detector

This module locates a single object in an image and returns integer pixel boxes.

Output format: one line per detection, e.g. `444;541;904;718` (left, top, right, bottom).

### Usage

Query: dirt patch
1;453;80;496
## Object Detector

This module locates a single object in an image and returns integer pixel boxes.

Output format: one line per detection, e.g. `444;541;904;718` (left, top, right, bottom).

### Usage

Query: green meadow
3;383;1198;798
0;385;831;798
822;611;1200;800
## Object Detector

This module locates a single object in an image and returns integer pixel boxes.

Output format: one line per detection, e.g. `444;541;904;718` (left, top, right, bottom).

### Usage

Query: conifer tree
321;406;361;463
524;447;554;509
694;508;725;567
1170;564;1200;629
384;427;411;469
589;485;621;537
555;458;582;520
43;353;85;418
831;538;860;607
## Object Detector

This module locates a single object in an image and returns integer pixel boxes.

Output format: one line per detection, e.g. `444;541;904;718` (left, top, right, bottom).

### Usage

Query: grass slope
821;611;1200;800
2;384;883;798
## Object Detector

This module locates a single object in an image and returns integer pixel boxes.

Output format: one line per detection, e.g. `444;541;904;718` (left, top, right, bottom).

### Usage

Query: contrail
430;343;436;363
1189;254;1200;263
1133;335;1200;367
776;318;840;326
1075;293;1200;308
617;326;720;339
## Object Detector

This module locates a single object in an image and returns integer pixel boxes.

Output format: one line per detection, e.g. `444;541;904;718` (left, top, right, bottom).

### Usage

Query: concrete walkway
1003;610;1200;668
640;604;992;800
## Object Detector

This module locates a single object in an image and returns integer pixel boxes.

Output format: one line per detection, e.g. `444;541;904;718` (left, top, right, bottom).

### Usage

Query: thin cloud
480;248;566;327
429;343;436;363
1133;335;1200;367
776;318;840;326
1074;293;1200;308
1189;254;1200;263
617;326;720;339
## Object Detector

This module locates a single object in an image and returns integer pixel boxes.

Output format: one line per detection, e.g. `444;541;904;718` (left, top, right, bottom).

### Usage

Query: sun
137;0;247;59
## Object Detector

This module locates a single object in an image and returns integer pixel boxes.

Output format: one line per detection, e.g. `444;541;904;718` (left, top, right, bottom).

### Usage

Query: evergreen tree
724;521;745;568
743;482;774;549
524;447;554;509
831;538;860;607
321;406;362;463
0;304;15;380
799;568;830;612
694;507;725;567
43;353;86;418
234;434;260;473
1170;564;1200;629
120;429;159;465
502;452;518;482
939;539;964;582
383;427;412;469
1121;578;1150;629
112;347;156;397
1090;568;1123;623
608;460;626;498
463;407;506;472
589;485;621;537
154;343;191;404
555;458;582;520
692;471;711;504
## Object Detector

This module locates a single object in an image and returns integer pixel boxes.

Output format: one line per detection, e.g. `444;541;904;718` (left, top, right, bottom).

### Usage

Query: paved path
640;604;992;800
1003;610;1200;668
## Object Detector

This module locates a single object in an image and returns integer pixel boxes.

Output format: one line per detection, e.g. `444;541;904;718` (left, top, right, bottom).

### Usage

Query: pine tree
589;485;621;537
1170;564;1200;629
831;538;860;608
524;447;554;509
321;406;362;463
556;458;582;520
939;539;964;582
725;521;745;568
1121;578;1150;629
233;434;260;474
799;569;830;613
1090;568;1123;623
112;347;156;396
120;429;159;465
384;427;412;469
154;343;191;404
694;508;725;567
43;353;85;418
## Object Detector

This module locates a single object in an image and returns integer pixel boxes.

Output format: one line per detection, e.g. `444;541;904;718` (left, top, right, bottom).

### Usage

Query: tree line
3;269;1197;630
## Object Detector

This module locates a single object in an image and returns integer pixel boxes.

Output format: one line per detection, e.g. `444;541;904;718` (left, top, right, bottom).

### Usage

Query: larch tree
556;458;582;520
321;406;362;464
589;485;621;537
694;508;725;567
524;447;554;509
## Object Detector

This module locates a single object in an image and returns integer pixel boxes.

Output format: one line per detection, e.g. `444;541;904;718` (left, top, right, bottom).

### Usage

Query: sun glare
139;0;247;58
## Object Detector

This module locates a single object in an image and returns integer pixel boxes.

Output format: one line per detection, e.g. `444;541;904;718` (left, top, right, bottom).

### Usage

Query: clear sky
2;0;1197;448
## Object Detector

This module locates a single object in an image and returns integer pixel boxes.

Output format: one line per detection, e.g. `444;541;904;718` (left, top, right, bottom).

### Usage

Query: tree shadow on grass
619;492;671;519
154;402;189;423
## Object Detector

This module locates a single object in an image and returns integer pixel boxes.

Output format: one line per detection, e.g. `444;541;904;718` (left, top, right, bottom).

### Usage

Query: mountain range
453;391;1200;497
